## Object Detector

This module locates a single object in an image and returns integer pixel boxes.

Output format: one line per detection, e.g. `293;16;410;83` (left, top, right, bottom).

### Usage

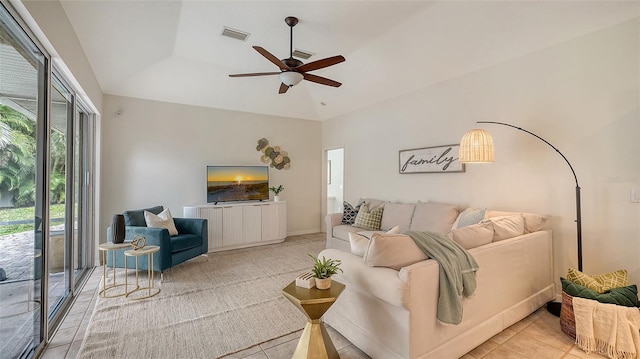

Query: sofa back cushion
123;205;164;227
409;202;460;234
380;203;416;232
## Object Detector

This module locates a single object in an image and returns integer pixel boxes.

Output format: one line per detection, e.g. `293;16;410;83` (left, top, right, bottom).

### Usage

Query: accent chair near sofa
106;205;208;272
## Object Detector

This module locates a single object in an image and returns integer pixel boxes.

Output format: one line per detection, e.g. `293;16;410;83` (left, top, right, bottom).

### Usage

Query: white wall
19;0;103;112
322;19;640;290
100;95;322;244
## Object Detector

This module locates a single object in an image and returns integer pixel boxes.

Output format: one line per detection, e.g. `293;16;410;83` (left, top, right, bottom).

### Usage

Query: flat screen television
207;165;269;203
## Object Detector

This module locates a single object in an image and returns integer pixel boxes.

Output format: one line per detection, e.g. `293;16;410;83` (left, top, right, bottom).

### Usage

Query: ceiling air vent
292;48;314;60
221;27;250;42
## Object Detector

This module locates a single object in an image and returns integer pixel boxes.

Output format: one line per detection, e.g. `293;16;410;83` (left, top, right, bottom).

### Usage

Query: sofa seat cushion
170;233;202;253
333;224;366;241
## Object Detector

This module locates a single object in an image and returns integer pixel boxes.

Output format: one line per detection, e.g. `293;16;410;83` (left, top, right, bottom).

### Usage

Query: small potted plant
308;254;343;290
269;185;284;202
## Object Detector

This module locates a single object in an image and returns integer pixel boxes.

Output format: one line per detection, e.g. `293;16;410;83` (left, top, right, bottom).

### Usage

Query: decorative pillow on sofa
380;203;415;232
409;201;460;234
353;205;384;231
561;277;639;307
448;222;493;250
349;226;401;257
567;268;629;294
144;208;178;236
452;207;487;229
363;232;428;270
341;201;362;225
480;214;524;242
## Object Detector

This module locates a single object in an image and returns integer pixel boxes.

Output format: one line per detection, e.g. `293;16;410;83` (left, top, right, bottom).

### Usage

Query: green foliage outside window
0;104;67;208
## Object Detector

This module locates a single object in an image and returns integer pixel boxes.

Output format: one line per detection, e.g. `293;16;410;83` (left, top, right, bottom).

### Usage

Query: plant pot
274;195;280;202
315;277;331;290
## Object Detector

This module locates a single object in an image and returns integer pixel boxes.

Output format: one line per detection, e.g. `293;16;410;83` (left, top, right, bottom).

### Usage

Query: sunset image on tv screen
207;166;269;203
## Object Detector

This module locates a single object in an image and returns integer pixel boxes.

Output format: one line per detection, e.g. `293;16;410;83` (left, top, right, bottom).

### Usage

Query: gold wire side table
282;279;345;359
124;245;161;300
98;242;133;298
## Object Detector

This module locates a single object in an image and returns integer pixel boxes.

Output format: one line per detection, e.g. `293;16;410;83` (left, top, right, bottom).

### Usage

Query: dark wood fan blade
279;83;289;94
253;46;290;71
229;72;281;77
296;55;345;73
303;73;342;87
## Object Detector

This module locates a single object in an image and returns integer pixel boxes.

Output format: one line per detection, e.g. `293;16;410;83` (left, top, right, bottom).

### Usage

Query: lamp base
546;301;561;317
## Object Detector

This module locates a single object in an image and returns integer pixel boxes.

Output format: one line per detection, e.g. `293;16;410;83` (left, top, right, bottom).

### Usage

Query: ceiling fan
229;16;345;94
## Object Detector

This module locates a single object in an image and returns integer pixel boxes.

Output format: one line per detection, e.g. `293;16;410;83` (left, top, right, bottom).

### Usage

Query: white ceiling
59;1;639;121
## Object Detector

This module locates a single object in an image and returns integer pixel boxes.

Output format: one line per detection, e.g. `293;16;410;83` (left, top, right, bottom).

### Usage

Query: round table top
124;245;160;257
99;242;132;251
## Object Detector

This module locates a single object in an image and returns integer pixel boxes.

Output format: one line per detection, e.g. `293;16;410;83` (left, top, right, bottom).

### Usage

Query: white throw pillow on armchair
144;208;178;236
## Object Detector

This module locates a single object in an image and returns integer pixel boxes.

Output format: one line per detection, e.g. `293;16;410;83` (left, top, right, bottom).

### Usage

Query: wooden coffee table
282;279;345;359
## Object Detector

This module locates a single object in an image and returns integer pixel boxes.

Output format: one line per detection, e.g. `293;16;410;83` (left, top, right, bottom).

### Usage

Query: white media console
183;201;287;252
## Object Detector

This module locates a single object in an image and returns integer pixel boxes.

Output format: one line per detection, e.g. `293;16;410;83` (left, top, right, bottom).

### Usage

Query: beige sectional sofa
320;199;554;359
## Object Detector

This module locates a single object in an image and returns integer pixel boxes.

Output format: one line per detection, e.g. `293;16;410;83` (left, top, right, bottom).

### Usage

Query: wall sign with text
399;144;465;174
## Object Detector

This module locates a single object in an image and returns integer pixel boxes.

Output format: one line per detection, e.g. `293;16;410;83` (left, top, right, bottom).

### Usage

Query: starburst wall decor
256;138;291;170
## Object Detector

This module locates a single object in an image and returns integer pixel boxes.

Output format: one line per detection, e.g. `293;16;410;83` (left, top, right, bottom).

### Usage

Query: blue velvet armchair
106;205;208;272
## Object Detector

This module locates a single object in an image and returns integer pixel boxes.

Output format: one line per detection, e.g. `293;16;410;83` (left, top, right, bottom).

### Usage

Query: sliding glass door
0;3;95;358
47;76;72;316
0;4;47;357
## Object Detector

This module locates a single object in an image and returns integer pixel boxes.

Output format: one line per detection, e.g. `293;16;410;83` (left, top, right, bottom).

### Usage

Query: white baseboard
287;228;321;236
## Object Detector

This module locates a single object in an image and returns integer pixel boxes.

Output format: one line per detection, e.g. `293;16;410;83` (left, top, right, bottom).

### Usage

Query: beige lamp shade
459;129;495;163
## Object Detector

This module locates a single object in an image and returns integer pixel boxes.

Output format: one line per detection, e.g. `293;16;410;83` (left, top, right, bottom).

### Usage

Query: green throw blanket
406;231;480;325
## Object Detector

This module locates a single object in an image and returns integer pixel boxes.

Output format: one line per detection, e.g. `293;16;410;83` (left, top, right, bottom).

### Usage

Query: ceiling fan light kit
280;72;304;87
229;16;345;94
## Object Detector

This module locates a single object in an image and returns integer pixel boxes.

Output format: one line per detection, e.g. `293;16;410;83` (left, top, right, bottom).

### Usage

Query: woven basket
560;290;576;340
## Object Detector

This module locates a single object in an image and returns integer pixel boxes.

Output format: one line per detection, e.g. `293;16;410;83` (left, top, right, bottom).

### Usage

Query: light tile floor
41;268;607;359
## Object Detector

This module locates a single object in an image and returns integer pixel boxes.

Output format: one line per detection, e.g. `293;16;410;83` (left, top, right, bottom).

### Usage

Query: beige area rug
79;234;326;359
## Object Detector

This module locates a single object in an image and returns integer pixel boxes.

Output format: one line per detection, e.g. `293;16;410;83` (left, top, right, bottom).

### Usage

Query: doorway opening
326;148;344;214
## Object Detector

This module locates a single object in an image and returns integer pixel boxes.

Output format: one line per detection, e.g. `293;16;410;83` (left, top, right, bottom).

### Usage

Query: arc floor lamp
459;121;582;316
